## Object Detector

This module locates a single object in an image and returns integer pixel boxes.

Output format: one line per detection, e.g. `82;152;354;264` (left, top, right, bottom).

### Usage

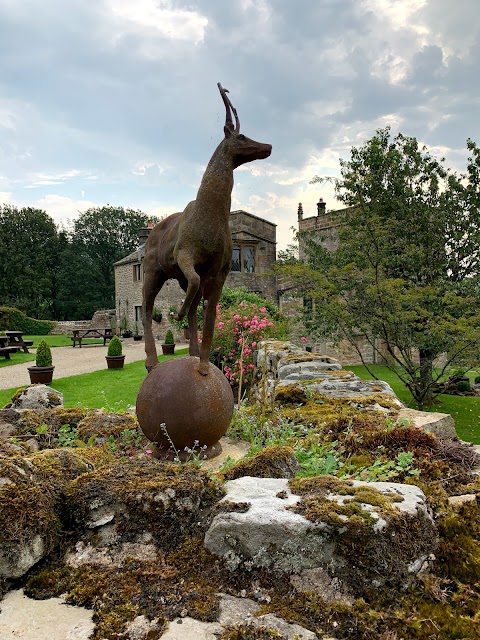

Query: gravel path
0;340;188;391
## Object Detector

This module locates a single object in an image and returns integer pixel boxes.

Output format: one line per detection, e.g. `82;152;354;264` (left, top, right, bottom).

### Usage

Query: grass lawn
0;348;189;411
348;365;480;444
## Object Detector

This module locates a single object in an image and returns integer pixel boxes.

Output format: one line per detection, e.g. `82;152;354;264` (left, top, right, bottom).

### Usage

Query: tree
277;129;480;409
0;205;59;318
71;206;152;310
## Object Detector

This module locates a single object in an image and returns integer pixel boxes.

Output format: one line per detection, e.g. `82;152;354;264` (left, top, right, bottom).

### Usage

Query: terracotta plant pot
161;344;175;355
106;355;125;369
27;366;55;384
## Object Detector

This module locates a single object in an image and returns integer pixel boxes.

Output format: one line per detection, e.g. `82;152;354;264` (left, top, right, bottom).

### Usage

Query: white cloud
106;0;208;44
31;194;97;227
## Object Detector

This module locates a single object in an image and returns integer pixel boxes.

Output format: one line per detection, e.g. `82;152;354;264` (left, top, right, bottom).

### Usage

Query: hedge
0;307;55;334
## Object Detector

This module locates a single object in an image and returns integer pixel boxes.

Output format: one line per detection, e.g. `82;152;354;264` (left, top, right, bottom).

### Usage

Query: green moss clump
35;340;52;367
12;407;89;448
274;384;307;404
65;458;223;545
223;446;299;480
76;411;138;442
107;335;123;356
0;451;88;579
435;501;480;583
25;538;228;640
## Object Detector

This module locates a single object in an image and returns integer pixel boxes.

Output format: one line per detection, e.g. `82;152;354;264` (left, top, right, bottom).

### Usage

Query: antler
217;82;240;133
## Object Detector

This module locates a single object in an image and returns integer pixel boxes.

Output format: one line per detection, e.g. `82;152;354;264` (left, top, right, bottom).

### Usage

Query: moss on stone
24;537;227;640
435;501;480;583
76;411;138;442
289;475;404;530
65;458;223;545
0;449;92;576
223;446;299;480
274;384;307;404
218;628;286;639
12;407;89;448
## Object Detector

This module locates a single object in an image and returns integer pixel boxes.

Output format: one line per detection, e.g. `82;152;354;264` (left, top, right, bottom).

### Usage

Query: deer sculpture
142;83;272;375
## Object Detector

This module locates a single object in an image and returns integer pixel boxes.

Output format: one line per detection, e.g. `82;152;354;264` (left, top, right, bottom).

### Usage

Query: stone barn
114;210;277;341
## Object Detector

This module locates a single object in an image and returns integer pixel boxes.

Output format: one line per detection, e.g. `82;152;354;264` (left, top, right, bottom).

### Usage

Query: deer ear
224;125;233;138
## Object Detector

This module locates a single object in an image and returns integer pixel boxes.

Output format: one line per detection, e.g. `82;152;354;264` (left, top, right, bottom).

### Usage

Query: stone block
398;408;457;438
205;476;436;598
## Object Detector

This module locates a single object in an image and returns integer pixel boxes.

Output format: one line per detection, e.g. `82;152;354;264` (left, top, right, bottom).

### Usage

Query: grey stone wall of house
113;210;278;343
297;198;346;260
228;210;277;301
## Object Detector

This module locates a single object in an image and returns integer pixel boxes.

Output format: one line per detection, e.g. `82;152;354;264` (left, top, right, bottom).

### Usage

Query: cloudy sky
0;0;478;250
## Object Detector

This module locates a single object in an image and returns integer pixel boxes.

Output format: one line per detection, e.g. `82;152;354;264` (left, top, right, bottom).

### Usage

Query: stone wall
51;310;116;335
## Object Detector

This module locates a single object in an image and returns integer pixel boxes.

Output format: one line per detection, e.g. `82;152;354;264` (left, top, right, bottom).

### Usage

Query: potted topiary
161;329;176;355
28;340;54;384
106;335;126;369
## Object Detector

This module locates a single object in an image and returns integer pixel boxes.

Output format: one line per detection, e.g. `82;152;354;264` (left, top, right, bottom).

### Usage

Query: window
230;244;256;273
243;246;255;272
135;305;142;322
133;264;142;282
231;246;241;272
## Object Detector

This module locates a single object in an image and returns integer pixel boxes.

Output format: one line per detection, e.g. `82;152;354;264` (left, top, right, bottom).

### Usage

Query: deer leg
197;283;223;376
142;270;166;371
187;290;202;357
175;251;201;321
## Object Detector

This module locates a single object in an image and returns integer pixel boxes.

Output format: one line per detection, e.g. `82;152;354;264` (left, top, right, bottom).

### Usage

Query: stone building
297;198;342;259
282;198;382;365
114;210;277;341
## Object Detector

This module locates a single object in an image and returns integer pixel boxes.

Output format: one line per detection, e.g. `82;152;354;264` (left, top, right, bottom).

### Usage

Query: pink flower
259;307;266;313
216;321;224;328
300;336;307;342
252;341;257;348
145;449;153;455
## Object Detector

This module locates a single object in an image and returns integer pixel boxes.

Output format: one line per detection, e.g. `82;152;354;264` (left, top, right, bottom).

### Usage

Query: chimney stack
138;224;153;246
297;203;304;221
317;198;326;216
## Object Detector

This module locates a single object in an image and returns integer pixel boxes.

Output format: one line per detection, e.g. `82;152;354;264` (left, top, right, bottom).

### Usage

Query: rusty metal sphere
136;356;234;459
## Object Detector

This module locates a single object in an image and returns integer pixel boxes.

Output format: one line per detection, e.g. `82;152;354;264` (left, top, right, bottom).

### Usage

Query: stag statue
142;83;272;375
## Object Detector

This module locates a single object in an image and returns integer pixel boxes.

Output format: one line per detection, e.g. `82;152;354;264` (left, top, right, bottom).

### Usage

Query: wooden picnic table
0;334;20;359
5;331;33;353
71;327;113;347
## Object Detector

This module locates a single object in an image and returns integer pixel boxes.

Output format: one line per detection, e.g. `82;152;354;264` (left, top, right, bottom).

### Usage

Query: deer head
217;83;272;169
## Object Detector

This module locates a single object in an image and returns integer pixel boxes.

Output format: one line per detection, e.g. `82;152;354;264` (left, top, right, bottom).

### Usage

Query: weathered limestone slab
304;377;399;400
256;340;302;371
398;408;457;438
10;384;64;410
278;360;343;380
0;589;95;640
218;594;318;639
255;339;402;409
161;594;319;639
205;476;436;597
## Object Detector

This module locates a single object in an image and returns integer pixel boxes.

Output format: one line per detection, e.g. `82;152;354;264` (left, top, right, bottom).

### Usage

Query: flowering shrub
212;300;286;399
